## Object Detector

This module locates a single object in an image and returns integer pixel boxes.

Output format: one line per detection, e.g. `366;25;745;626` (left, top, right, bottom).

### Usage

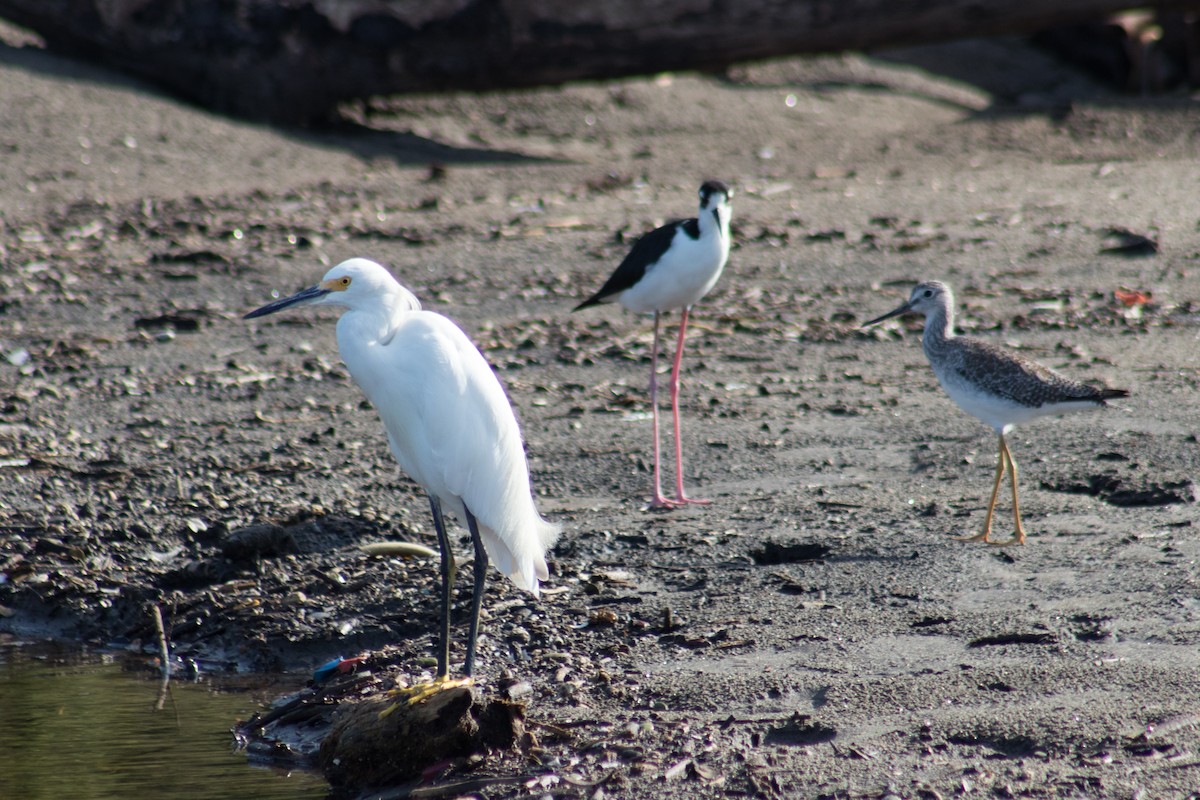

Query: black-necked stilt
575;180;733;508
864;280;1128;546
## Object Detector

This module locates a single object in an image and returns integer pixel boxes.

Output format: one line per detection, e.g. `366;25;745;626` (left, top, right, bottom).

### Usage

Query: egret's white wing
344;310;558;592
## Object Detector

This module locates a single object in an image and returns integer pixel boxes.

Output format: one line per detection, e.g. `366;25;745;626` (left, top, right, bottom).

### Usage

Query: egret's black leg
428;494;453;680
462;506;489;678
376;496;467;714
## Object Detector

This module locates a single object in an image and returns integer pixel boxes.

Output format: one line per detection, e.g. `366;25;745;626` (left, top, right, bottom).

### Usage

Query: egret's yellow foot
379;676;474;718
954;530;992;544
403;676;473;706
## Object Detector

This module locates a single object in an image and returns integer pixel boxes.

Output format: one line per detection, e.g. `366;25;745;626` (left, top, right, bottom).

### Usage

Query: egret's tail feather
477;514;560;597
538;518;562;550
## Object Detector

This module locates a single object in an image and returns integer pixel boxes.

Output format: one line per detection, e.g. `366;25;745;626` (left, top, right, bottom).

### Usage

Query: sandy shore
2;27;1199;798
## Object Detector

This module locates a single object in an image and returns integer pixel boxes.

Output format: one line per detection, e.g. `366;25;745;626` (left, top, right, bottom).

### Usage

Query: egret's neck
339;288;420;347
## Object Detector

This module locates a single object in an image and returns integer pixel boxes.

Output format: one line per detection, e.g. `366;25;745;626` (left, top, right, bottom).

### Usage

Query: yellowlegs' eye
922;289;933;298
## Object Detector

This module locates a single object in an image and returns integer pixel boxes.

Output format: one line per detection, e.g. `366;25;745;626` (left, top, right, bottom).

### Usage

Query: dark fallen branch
1;1;1198;122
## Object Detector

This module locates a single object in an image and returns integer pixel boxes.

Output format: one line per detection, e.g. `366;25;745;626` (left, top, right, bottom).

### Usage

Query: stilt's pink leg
648;311;675;508
669;307;710;505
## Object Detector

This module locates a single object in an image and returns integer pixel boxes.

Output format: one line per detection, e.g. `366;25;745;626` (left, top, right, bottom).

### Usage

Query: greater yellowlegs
574;180;733;508
864;280;1128;546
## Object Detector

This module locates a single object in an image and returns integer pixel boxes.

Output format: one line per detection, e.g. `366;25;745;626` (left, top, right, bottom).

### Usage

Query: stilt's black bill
244;285;329;319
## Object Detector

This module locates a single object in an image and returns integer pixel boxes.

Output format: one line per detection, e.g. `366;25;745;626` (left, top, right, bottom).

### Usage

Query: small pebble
283;591;308;606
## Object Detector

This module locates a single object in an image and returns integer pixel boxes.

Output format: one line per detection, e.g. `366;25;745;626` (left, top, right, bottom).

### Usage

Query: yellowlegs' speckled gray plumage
574;180;733;508
864;280;1129;546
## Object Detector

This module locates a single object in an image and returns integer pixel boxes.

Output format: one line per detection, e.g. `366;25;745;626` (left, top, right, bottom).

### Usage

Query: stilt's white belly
620;231;728;313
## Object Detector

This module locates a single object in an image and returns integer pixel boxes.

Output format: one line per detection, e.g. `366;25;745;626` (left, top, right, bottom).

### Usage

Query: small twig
150;603;176;714
155;671;172;713
151;603;171;679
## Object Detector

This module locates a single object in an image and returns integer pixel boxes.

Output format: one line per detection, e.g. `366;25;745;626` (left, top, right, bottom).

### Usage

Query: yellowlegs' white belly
933;364;1109;434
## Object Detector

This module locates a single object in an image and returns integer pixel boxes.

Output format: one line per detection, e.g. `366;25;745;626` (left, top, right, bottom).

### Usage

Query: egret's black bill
862;301;913;328
244;285;328;319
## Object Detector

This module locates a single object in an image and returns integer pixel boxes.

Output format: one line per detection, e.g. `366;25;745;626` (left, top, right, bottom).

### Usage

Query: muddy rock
319;687;525;789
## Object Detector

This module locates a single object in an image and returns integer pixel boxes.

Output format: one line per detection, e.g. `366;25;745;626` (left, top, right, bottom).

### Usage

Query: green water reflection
0;644;328;800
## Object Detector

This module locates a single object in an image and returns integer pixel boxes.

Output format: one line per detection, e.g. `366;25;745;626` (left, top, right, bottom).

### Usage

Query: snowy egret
574;180;733;507
864;280;1128;546
245;258;560;680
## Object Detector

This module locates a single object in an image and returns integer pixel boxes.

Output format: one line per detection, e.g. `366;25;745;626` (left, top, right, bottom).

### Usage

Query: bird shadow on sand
290;117;562;169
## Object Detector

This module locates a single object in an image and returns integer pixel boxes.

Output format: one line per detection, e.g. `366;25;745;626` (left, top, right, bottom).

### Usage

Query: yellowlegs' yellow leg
956;434;1006;544
988;436;1028;547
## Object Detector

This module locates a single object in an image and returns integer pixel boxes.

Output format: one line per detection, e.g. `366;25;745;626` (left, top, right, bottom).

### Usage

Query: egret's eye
339;277;351;287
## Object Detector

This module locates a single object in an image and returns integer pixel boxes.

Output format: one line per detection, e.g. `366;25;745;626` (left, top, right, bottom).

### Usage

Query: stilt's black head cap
699;180;732;204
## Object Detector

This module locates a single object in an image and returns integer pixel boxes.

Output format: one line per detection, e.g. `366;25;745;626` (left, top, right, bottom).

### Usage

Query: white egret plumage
245;257;560;681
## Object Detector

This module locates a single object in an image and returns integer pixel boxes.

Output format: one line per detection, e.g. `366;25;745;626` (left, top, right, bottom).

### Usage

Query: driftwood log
236;667;529;790
317;686;525;789
1;1;1197;123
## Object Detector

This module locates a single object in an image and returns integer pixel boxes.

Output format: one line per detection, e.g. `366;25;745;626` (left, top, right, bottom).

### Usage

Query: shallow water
0;642;327;800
